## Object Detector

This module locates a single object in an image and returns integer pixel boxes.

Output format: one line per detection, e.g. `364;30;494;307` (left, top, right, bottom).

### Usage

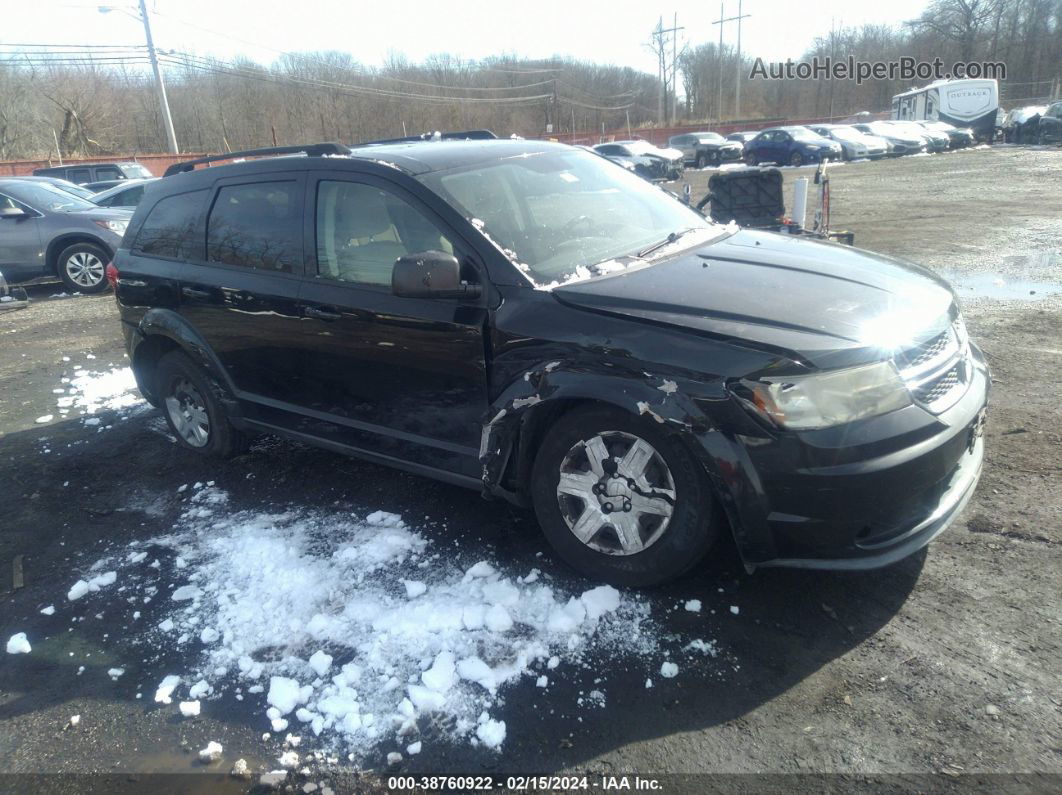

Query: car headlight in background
734;360;911;430
94;219;128;234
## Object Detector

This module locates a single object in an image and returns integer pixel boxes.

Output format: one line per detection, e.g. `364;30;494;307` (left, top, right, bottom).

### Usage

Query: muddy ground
1;146;1060;793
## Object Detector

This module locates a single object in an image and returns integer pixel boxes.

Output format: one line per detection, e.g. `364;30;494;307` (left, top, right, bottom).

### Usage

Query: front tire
530;406;717;586
789;151;804;167
57;242;109;293
744;152;759;166
695;152;707;169
156;351;247;458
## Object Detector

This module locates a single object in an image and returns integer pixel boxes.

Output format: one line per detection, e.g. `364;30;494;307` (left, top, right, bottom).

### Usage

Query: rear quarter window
206;181;302;272
131;189;208;259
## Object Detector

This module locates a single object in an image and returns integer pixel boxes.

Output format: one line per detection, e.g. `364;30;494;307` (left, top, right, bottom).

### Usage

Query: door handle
181;287;212;300
303;305;343;321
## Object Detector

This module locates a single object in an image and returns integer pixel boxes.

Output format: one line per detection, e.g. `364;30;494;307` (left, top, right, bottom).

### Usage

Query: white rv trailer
891;78;999;138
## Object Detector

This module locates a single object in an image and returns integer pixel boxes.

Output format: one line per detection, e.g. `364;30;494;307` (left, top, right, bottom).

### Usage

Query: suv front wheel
156;351;247;458
57;242;110;293
530;406;717;586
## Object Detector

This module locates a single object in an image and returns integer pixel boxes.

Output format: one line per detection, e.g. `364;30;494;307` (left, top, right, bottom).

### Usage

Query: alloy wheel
555;430;676;556
165;377;210;448
64;251;105;288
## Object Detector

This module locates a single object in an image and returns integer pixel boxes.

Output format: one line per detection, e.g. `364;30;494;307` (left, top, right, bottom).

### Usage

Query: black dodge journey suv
109;135;989;585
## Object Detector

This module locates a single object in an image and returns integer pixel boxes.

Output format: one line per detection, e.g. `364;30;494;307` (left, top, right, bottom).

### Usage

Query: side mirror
392;250;481;300
0;207;28;220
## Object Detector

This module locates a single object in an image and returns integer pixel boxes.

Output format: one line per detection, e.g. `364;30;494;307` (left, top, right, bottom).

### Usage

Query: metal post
672;12;678;123
138;0;178;153
718;3;724;122
735;0;742;119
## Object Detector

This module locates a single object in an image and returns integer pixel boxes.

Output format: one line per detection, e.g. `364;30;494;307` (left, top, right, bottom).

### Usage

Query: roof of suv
163;139;572;184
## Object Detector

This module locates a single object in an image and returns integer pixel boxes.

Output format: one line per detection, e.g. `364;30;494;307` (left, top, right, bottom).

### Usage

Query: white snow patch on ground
7;633;31;654
87;486;662;758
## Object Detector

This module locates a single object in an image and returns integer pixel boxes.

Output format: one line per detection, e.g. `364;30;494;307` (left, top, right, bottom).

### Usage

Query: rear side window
68;168;92;184
95;165;122;180
207;181;301;272
132;189;207;259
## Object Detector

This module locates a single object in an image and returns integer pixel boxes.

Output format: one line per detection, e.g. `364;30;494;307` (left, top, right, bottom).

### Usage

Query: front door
294;174;489;479
177;174;308;406
0;193;43;281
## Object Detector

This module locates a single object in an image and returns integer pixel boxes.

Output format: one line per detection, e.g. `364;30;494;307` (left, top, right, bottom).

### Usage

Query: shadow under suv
110;138;989;586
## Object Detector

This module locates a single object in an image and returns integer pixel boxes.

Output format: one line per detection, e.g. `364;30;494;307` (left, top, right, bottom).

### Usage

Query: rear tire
789;151;804;167
695;152;707;169
744;152;759;166
156;351;247;458
530;406;717;586
57;242;109;293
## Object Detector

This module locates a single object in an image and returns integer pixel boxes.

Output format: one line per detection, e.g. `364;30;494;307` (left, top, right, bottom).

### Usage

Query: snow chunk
179;700;201;717
6;633;31;654
308;650;333;677
268;676;307;715
730;605;740;615
69;715;80;726
40;605;55;616
198;741;223;762
684;599;702;613
476;718;506;749
171;585;201;601
581;585;621;620
403;580;427;598
107;667;124;680
154;675;181;704
407;741;422;755
660;662;679;678
421;651;457;693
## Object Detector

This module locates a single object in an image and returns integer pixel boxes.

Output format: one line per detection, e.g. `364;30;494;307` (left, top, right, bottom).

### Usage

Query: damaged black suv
110;137;989;586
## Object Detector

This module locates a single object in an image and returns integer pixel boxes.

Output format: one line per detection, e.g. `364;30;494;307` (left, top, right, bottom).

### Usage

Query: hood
552;229;956;370
69;207;134;223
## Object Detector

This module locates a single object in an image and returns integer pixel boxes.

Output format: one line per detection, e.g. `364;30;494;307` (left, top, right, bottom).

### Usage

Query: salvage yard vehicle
806;124;888;160
110;139;989;586
667;132;744;168
1001;105;1047;143
916;120;975;149
885;120;949;153
743;126;843;166
853;121;927;156
593;140;684;180
1036;101;1062;144
92;178;160;209
0;178;131;292
32;160;154;186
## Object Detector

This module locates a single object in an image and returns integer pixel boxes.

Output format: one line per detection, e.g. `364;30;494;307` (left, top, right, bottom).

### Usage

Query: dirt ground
1;146;1060;794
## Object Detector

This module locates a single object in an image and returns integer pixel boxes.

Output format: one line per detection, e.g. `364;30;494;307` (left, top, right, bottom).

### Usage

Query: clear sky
8;0;931;75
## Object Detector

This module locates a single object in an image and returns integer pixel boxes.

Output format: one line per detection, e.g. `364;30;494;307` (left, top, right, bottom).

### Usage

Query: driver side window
315;180;454;287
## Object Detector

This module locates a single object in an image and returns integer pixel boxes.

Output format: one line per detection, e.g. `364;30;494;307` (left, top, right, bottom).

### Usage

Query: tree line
0;0;1058;160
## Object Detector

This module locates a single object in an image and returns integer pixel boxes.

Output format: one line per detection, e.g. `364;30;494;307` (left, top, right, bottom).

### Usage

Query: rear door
292;171;489;478
177;174;308;406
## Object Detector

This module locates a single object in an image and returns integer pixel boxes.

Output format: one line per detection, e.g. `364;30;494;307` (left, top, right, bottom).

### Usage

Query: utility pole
712;2;750;124
652;16;684;125
735;0;751;120
137;0;178;153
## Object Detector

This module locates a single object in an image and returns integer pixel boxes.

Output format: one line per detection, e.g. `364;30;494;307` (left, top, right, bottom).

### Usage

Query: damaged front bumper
694;344;990;571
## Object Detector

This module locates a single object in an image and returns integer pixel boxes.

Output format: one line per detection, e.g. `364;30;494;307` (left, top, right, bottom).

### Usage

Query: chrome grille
894;318;971;414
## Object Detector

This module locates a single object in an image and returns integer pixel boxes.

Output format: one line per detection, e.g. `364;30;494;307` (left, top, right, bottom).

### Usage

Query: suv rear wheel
57;242;109;293
156;351;247;458
530;406;717;586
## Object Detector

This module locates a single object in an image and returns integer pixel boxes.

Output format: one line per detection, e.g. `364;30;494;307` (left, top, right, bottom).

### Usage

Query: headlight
95;219;128;234
734;360;911;430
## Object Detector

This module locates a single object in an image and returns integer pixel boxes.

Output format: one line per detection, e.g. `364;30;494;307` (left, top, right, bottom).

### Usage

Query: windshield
5;181;97;212
787;128;821;141
417;148;722;287
695;133;724;142
624;141;660;155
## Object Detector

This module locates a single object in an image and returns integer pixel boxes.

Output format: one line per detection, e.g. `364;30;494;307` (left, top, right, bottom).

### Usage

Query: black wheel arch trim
133;308;241;413
478;360;771;561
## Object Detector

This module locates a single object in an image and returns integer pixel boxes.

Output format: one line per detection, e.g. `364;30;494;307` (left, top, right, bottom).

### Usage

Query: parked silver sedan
806;124;889;160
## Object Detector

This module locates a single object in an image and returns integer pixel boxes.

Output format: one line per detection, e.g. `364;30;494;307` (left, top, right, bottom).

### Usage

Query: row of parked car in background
1000;101;1062;144
589;117;984;179
0;164;159;293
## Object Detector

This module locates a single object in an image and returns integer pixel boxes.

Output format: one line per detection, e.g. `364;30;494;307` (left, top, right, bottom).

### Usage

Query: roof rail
163;142;352;177
357;130;498;147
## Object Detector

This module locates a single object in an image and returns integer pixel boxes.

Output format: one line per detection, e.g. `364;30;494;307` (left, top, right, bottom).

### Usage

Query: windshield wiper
635;227;701;259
